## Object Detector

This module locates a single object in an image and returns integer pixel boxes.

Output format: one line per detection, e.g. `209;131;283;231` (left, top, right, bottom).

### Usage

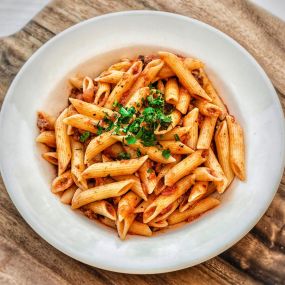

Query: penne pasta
82;155;148;179
156;126;192;141
215;120;235;185
138;159;157;194
95;70;125;84
55;108;71;175
196;116;218;150
94;82;111;106
176;86;191;114
42;152;58;165
125;87;149;111
183;108;199;149
115;174;147;201
99;216;116;229
193;167;222;182
51;170;73;193
117;191;141;222
205;148;228;193
69;76;83;89
148;219;168;228
143;174;195;223
226;115;246;181
36;131;56;147
165;77;179;105
159;141;194;155
63;114;99;133
158;51;212;101
116;214;136;240
165;150;208;186
86;200;117;221
71;180;134;209
69;98;115;120
127;59;164;97
157;80;165;93
84;131;117;164
186;181;208;207
108;60;132;72
82;76;95;102
104;61;143;109
112;135;176;164
199;68;228;120
154;110;181;135
129;221;152;237
193;99;223;117
37;111;56;132
71;139;88;190
168;197;220;225
60;185;77;205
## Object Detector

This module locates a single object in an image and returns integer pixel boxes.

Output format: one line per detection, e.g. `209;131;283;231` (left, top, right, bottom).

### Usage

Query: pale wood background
0;0;284;284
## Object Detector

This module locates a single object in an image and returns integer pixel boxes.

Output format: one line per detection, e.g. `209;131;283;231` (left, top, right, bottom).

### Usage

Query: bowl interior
0;11;284;273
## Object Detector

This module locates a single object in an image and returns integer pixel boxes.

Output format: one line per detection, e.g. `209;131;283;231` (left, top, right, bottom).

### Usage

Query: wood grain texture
0;0;284;284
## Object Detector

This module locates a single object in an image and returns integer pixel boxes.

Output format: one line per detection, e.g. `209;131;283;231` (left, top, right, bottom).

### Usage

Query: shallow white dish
0;11;284;274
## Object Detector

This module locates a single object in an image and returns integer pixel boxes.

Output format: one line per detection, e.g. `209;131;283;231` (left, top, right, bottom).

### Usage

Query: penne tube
134;193;156;213
154;180;167;196
152;197;182;222
109;60;132;72
95;70;125;84
115;175;147;201
205;148;228;193
103;142;125;158
215;120;235;185
183;108;199;149
168;197;220;225
127;59;164;97
165;77;179;105
157;126;192;141
157;80;165;93
193;99;223;117
94;82;111;106
143;174;195;223
155;65;175;80
199;68;227;120
60;185;77;204
71;180;134;209
71;139;88;190
158;52;212;101
112;135;176;164
69;98;115;120
104;61;143;109
99;216;116;229
117;191;141;222
165;150;208;186
193;167;223;182
154;110;182;135
36;131;56;147
138;159;157;194
125;87;149;111
42;152;58;165
101;154;113;162
183;58;204;70
86;200;117;221
71;188;82;205
82;76;95;102
129;221;152;237
37;111;56;131
116;213;136;240
84;131;117;164
226;115;246;181
69;76;83;89
82;155;148;179
63;114;99;133
148;219;168;228
176;87;191;114
66;105;77;136
159;141;194;155
197;116;218;149
51;170;73;193
187;181;208;204
55;108;71;175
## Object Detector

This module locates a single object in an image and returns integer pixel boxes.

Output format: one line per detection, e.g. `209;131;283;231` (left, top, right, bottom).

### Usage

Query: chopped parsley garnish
147;168;154;173
174;134;180;141
97;125;104;135
79;131;90;142
117;152;131;160
136;148;142;157
162;149;171;159
125;135;137;145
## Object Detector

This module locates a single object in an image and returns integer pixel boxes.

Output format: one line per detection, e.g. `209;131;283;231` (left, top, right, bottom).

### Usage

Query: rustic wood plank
0;0;284;284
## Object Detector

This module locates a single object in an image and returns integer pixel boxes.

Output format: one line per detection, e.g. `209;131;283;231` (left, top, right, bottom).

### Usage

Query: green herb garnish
174;134;180;141
162;149;171;159
136;148;142;157
147;168;154;173
125;135;137;145
79;131;90;142
117;152;131;160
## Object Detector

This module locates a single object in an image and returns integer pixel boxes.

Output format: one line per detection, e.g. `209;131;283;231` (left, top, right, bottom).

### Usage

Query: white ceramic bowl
0;11;284;274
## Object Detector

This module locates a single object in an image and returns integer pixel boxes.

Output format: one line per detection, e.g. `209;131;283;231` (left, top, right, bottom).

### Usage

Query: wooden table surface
0;0;284;284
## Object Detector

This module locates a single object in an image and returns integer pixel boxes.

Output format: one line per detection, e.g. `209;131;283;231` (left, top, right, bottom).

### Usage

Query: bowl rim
0;10;284;274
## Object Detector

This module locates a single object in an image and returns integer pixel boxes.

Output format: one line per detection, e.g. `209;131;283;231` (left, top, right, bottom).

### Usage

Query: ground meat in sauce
37;116;53;132
143;54;159;66
69;87;83;100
